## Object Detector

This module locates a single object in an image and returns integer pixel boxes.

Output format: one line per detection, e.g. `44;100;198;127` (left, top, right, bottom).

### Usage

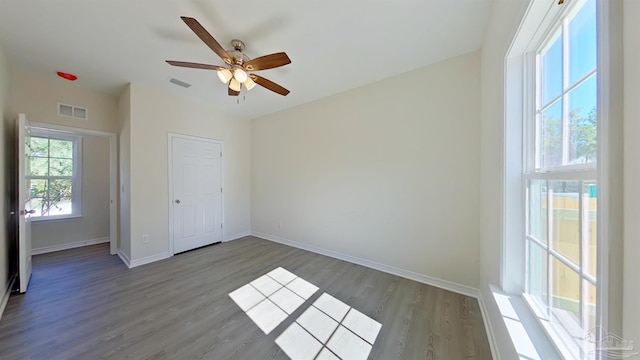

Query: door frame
29;122;119;255
167;133;224;256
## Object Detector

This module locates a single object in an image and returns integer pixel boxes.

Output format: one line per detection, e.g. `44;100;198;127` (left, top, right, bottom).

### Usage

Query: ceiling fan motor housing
229;39;250;65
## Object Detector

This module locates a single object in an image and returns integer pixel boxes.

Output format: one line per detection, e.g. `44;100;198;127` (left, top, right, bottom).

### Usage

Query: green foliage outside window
541;106;597;166
27;136;75;217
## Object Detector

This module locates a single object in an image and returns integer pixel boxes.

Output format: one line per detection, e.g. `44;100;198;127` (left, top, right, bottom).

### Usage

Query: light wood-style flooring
0;236;491;359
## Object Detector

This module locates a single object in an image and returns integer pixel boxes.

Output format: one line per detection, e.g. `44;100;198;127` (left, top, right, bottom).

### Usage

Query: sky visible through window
542;0;596;114
540;0;597;167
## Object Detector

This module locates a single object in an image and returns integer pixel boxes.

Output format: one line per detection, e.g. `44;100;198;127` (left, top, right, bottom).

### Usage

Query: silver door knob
174;199;181;204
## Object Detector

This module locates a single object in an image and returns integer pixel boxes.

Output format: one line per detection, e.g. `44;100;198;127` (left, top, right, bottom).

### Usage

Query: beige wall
7;67;118;133
251;51;481;288
31;134;110;250
623;0;640;345
0;43;12;295
6;67;118;255
118;86;131;259
126;83;251;260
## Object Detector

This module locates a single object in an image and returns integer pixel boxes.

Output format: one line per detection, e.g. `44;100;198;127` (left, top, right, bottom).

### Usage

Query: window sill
522;293;585;359
31;214;83;223
489;285;563;359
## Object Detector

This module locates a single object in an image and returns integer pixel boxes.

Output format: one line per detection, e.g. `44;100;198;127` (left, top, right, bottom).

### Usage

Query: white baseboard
251;231;481;299
478;290;501;360
117;249;171;269
129;252;172;268
117;249;132;268
224;231;251;242
0;275;16;321
32;237;110;255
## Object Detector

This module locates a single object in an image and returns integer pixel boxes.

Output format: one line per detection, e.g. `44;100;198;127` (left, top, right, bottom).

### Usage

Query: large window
27;129;82;219
524;0;598;356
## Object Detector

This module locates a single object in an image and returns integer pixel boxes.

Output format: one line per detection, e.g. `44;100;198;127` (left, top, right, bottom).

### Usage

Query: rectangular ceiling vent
58;103;88;120
169;78;192;88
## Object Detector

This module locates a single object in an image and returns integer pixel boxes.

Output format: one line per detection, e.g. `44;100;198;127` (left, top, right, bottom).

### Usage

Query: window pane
49;179;72;200
540;100;563;168
528;241;548;306
551;257;580;323
29;179;48;199
29;157;49;176
550;180;580;265
30;198;45;217
583;182;597;278
569;75;597;164
49;158;73;176
568;0;597;86
49;139;73;159
541;33;563;106
28;137;49;157
584;280;596;332
528;179;548;244
48;197;72;216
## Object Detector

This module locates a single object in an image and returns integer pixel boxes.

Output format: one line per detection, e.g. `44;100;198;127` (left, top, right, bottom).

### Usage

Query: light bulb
233;68;248;83
229;78;241;92
217;68;232;83
244;76;256;90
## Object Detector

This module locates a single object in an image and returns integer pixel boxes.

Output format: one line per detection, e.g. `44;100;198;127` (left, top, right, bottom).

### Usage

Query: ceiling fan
166;16;291;97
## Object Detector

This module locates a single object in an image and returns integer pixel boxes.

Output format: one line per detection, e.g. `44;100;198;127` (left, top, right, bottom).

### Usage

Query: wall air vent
58;103;88;120
169;78;191;88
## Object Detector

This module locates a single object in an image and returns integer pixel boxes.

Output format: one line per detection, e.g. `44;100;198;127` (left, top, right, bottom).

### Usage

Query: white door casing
17;113;32;293
170;135;223;254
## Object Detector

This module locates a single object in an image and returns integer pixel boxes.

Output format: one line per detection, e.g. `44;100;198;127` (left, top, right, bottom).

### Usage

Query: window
27;129;82;220
524;0;598;357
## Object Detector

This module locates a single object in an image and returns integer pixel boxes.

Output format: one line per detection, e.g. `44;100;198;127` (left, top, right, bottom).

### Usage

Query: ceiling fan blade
181;16;233;65
243;52;291;71
166;60;224;70
228;86;240;96
251;74;290;96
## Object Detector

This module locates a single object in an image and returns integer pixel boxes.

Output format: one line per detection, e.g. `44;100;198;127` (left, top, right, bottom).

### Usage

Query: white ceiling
0;0;493;119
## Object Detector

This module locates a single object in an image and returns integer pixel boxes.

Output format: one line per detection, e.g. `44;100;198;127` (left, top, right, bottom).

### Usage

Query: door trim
29;122;119;255
167;133;224;256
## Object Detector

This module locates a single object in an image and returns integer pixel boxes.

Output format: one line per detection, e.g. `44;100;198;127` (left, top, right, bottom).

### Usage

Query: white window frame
28;128;83;221
521;0;600;358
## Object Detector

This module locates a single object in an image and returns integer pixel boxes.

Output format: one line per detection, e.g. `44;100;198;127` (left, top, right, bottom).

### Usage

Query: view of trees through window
27;135;75;217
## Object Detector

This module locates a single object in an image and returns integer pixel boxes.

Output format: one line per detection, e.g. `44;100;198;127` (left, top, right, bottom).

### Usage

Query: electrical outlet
142;235;149;243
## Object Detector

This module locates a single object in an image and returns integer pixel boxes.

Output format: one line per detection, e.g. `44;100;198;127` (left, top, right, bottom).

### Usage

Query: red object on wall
57;71;78;81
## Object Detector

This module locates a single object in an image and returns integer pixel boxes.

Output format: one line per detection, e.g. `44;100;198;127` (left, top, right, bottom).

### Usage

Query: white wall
31;134;110;250
623;0;640;345
118;85;131;259
7;67;118;133
7;68;118;254
126;83;251;261
0;43;12;296
251;51;481;288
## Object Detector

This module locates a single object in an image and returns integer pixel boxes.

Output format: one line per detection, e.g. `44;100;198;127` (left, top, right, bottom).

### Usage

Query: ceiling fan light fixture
217;68;232;83
244;77;256;90
233;67;248;83
229;78;241;92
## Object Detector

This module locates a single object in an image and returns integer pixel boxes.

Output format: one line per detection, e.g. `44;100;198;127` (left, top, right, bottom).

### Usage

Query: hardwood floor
0;236;491;359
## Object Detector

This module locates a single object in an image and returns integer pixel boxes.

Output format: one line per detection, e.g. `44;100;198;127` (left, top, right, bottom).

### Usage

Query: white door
171;136;223;254
17;113;33;293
